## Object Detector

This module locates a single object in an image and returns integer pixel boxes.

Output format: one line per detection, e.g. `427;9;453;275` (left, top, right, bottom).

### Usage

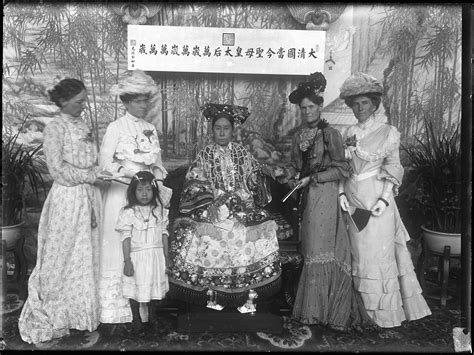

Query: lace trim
304;252;351;275
348;125;400;162
299;127;321;152
382;175;400;196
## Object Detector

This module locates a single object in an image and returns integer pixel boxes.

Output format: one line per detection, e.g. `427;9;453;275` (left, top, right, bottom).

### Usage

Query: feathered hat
110;69;158;97
289;72;327;104
339;72;384;99
200;103;250;125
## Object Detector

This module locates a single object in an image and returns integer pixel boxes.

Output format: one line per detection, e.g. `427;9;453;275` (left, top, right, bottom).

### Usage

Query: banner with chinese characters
128;25;325;75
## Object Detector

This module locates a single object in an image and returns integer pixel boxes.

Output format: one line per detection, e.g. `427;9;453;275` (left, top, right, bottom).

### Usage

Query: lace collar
60;112;83;124
299;119;328;152
356;115;376;130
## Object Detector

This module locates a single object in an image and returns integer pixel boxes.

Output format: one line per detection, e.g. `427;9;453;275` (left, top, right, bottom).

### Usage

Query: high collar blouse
99;112;164;175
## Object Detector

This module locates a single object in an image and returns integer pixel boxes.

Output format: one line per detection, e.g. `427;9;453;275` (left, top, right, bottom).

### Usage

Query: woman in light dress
338;72;431;328
98;70;171;325
19;78;103;344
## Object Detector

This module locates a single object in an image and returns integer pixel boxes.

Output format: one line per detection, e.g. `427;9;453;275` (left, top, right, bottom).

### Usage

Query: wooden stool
417;242;461;307
2;236;28;301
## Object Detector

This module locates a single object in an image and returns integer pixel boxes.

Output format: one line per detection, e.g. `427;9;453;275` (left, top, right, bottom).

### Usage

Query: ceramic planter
1;221;25;249
421;225;461;256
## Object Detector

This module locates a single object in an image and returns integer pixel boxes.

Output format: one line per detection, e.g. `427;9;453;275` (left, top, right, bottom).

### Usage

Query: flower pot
421;225;461;256
1;221;25;249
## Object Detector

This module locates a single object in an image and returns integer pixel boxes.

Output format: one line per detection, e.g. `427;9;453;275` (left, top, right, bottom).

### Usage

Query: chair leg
440;245;451;307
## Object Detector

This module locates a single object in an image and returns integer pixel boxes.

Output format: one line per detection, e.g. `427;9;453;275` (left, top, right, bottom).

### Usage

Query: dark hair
119;92;150;104
48;78;86;108
124;170;163;220
344;93;382;111
298;92;324;106
211;112;234;128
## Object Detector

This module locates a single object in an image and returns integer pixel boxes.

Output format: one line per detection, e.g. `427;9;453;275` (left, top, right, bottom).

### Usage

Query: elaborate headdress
339;72;383;99
109;69;158;97
200;103;250;125
289;72;327;104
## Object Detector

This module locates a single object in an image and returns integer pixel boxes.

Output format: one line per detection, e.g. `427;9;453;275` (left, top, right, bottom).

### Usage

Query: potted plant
402;118;461;255
2;115;47;249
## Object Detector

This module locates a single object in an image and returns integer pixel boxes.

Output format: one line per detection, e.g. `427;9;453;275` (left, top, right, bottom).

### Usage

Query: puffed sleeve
315;127;352;183
43;120;97;186
99;122;122;174
115;207;134;242
378;126;404;191
150;128;166;175
277;131;302;183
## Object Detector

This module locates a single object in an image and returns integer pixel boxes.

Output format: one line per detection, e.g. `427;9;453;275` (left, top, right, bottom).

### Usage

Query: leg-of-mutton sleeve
43;120;98;187
99;122;122;175
377;126;404;195
315;127;352;183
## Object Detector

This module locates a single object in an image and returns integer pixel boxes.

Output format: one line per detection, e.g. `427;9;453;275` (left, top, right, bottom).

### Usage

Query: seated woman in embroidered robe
168;103;281;310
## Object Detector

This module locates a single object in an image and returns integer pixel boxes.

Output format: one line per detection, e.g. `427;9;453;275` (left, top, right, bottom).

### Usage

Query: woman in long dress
18;79;103;344
98;70;171;324
168;103;281;309
338;72;431;328
279;72;375;331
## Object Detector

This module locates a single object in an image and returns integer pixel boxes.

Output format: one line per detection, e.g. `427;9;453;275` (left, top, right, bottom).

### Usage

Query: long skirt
18;182;101;344
292;181;374;331
344;174;431;328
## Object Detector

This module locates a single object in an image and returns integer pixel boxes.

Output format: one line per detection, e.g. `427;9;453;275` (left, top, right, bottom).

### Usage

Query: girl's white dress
116;206;169;302
98;111;167;323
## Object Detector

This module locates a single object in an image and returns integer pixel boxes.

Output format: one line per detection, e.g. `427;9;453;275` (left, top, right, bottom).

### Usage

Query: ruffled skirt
345;176;431;327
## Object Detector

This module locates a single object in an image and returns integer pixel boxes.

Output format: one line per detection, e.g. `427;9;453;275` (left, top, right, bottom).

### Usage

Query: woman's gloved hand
339;194;350;211
371;199;388;217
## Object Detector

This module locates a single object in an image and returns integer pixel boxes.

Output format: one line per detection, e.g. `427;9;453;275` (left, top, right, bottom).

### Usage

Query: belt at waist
118;160;152;173
131;245;162;253
351;169;379;181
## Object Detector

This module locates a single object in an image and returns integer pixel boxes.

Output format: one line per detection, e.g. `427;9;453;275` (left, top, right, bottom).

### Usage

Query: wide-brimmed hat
110;69;158;97
289;72;327;104
200;103;250;125
339;72;383;99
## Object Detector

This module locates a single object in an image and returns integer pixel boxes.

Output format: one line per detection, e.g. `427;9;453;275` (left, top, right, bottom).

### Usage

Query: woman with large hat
167;103;281;310
338;72;431;328
278;72;375;331
98;70;171;326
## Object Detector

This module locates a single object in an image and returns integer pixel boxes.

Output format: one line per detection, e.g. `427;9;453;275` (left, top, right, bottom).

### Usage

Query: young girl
116;171;170;332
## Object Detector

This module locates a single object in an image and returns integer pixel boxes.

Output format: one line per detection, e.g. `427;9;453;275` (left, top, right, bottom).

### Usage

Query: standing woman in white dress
98;70;171;325
338;72;431;328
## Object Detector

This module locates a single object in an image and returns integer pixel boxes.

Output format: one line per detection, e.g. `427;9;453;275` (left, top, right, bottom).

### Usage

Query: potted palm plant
2;115;47;249
402;118;461;255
